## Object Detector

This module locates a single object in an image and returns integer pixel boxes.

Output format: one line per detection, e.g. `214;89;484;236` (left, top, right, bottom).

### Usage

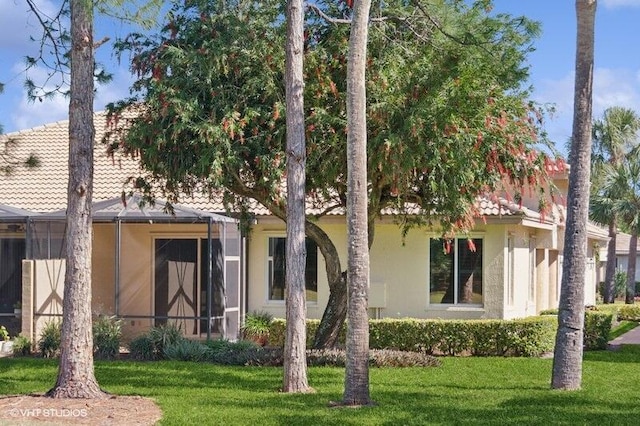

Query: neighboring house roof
616;233;640;255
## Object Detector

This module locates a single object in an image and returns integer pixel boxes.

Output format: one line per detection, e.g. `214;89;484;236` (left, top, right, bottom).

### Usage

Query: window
429;238;483;305
267;237;318;302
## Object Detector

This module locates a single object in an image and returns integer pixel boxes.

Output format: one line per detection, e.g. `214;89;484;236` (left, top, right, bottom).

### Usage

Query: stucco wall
247;218;515;321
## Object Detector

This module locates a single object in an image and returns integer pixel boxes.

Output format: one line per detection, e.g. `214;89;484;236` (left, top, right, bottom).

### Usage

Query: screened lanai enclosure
0;204;34;337
17;196;244;342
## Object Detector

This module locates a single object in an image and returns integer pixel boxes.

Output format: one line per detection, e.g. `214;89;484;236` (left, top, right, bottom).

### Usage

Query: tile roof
0;112;554;224
0;113;225;213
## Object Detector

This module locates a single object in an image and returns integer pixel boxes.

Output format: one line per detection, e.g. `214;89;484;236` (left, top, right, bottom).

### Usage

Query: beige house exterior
0;114;608;341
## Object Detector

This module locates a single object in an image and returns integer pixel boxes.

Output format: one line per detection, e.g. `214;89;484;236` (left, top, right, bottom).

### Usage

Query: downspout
207;218;213;340
115;218;121;316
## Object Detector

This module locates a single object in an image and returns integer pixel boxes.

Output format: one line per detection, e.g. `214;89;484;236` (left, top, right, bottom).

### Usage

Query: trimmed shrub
164;339;211;362
583;311;613;350
268;319;325;348
38;321;61;358
93;315;122;360
270;317;557;357
129;335;157;361
11;335;31;357
618;304;640;321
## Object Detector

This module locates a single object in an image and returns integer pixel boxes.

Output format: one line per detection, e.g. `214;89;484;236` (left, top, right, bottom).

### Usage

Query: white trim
427;236;484;308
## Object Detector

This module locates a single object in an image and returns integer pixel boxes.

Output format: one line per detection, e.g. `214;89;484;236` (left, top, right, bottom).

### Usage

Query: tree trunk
282;0;311;393
604;220;617;303
551;0;596;391
626;233;637;304
306;220;347;349
343;0;372;406
47;0;106;399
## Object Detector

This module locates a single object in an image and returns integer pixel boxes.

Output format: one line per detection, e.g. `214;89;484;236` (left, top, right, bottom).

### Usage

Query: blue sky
2;0;640;158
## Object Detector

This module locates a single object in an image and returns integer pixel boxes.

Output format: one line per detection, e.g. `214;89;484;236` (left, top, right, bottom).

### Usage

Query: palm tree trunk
47;0;105;399
282;0;311;393
551;0;596;391
343;0;372;406
626;233;638;304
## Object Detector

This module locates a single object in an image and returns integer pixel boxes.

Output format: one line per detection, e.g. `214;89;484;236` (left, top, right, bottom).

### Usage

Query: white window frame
265;235;318;305
427;236;484;307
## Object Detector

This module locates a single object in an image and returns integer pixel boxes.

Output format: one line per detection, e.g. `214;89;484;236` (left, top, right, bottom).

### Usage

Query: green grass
3;348;640;425
609;320;639;340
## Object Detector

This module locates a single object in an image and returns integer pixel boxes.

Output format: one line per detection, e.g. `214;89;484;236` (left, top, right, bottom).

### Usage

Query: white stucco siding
247;219;516;321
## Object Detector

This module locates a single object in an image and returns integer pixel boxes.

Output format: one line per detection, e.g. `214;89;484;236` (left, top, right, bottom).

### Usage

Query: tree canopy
105;0;560;347
106;0;557;229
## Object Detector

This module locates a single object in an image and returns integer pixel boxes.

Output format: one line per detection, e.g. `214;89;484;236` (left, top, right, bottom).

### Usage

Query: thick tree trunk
551;0;596;391
231;184;348;350
626;233;637;304
282;0;311;393
47;0;106;399
343;0;372;406
307;221;347;349
604;220;617;303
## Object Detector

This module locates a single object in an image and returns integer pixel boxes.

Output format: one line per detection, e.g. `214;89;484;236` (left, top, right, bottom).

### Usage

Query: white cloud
601;0;640;8
8;64;136;131
0;0;60;53
534;67;640;154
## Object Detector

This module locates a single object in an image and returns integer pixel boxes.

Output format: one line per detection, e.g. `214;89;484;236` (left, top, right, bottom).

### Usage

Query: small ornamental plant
242;311;273;347
0;326;9;341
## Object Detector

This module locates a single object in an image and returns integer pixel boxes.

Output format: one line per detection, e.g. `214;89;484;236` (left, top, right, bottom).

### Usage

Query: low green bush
269;317;557;357
93;315;122;360
147;322;184;355
128;323;185;360
37;320;61;358
618;304;640;321
164;339;211;362
206;340;264;365
268;319;325;348
11;335;31;356
129;335;156;361
583;311;613;350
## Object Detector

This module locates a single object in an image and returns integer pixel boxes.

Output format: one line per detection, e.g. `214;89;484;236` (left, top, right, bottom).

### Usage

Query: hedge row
618;304;640;321
268;317;557;357
268;311;613;355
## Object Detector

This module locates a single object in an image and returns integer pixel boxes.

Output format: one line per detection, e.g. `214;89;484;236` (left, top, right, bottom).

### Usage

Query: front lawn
2;347;640;425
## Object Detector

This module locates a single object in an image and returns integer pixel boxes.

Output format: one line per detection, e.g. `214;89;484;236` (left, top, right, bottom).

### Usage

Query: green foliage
37;321;61;358
147;322;184;355
241;311;273;345
537;308;615;350
93;315;122;360
305;348;441;368
583;311;613;350
128;322;185;360
270;317;557;357
609;320;638;340
0;325;9;341
618;304;640;321
128;334;156;361
11;335;31;356
105;0;557;238
164;339;211;362
268;319;325;348
205;339;264;365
